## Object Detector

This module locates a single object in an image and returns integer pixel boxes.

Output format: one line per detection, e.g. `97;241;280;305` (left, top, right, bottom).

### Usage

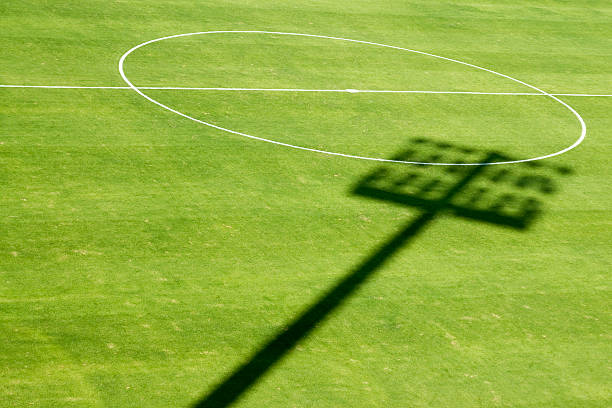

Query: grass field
1;1;611;407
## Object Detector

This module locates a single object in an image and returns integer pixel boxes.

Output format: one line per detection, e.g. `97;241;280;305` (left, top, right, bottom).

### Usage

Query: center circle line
118;30;586;166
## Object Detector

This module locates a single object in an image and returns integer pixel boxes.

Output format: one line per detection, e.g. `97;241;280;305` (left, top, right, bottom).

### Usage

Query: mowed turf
1;1;611;407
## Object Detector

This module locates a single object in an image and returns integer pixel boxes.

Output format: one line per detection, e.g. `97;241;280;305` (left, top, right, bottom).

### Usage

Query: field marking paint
118;31;587;166
1;84;610;97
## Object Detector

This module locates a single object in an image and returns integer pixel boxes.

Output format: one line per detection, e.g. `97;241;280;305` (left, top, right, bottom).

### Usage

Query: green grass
1;1;610;407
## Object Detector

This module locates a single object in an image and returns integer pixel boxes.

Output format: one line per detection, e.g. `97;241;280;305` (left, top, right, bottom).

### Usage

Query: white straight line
0;84;133;90
0;84;610;97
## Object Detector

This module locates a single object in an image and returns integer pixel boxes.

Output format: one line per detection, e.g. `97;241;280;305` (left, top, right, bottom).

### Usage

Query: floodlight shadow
191;140;571;408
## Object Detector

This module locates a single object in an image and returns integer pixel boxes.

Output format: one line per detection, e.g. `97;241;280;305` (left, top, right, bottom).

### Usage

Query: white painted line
119;31;587;166
0;84;610;97
548;93;612;97
0;85;133;89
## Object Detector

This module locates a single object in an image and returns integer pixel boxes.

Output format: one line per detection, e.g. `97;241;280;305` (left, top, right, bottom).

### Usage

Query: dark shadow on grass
192;139;572;408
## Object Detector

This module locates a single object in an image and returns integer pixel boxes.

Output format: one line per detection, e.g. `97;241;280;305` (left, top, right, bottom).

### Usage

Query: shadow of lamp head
353;138;573;230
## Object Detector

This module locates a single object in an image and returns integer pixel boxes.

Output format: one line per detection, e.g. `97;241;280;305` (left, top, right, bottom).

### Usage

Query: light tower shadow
191;138;572;407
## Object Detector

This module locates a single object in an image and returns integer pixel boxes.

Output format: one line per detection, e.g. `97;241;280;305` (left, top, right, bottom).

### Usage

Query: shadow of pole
192;141;571;407
193;152;497;407
194;211;435;408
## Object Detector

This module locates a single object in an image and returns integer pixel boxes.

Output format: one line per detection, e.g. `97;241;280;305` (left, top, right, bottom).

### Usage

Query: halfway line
0;84;610;97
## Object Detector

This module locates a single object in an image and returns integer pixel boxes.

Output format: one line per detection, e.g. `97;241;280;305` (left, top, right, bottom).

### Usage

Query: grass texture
1;1;610;407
